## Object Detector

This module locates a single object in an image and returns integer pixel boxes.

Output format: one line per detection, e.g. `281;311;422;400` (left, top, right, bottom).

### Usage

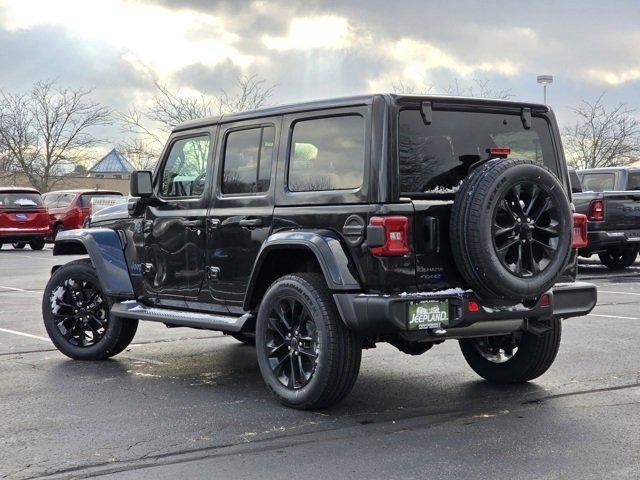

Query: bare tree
391;80;433;95
442;77;513;99
0;80;111;191
116;138;160;171
563;93;640;169
118;74;277;158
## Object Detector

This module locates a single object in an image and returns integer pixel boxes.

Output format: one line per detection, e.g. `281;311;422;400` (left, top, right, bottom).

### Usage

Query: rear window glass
581;173;615;192
398;109;558;195
79;193;122;207
0;192;43;208
42;193;59;206
288;115;365;192
58;193;76;208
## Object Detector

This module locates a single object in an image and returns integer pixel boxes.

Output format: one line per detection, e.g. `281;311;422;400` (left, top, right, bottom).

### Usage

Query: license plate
15;213;28;221
407;299;450;330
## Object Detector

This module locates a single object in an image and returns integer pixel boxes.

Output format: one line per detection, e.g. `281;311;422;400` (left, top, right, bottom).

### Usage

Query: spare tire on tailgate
450;158;572;303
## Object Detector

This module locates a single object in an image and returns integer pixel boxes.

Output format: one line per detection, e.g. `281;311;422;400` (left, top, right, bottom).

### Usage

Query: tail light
587;199;604;221
369;216;409;256
487;148;511;158
572;213;588;249
74;207;85;228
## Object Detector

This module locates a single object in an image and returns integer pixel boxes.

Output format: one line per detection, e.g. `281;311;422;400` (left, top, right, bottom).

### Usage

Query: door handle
183;219;204;228
238;218;263;228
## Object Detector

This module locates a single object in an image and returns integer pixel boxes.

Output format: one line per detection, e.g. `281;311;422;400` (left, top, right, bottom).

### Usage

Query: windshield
79;193;123;208
0;192;43;208
398;109;559;195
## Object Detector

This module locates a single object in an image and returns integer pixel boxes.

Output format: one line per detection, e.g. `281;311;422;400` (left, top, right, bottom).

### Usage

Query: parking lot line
598;290;640;296
0;327;51;342
588;313;640;320
0;285;26;292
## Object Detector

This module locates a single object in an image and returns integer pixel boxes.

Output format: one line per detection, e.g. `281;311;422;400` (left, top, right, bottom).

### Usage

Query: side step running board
111;300;250;332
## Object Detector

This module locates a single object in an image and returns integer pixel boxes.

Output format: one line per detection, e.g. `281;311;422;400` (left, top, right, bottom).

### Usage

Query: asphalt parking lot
1;246;639;480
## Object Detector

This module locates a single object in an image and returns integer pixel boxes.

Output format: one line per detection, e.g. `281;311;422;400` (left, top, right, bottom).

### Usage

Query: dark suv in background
43;95;596;409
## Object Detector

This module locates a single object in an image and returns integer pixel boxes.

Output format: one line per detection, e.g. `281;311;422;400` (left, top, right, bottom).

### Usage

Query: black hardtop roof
173;94;550;132
0;187;41;194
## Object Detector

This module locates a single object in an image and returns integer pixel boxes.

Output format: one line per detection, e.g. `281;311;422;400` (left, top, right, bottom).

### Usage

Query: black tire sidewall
42;261;129;360
599;247;638;269
255;275;334;408
29;238;45;250
454;160;572;301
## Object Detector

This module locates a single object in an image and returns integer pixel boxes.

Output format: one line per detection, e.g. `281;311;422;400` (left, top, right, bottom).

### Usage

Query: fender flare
244;229;361;310
53;228;135;299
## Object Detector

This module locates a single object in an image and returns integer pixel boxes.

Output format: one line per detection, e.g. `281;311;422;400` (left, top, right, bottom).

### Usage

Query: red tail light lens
572;213;588;249
467;300;480;313
369;216;409;256
487;148;511;158
587;199;604;221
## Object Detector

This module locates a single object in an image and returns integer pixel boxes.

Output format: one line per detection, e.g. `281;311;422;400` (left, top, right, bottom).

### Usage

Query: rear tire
598;247;638;270
459;319;561;383
42;259;138;360
12;242;26;249
29;238;45;250
256;273;361;409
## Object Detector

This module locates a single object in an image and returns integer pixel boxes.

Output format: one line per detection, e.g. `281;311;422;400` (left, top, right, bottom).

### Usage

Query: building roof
89;149;134;173
174;93;550;132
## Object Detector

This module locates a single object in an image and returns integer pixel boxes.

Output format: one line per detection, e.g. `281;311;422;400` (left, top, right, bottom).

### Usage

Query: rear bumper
0;227;50;243
580;229;640;254
334;281;597;336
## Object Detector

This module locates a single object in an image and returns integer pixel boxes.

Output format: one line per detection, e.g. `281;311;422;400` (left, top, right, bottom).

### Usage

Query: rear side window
581;173;615;192
627;172;640;190
288;115;365;192
222;126;275;195
398;109;558;194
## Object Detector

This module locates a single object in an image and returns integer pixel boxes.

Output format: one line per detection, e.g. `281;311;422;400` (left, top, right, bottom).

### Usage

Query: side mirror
130;170;153;198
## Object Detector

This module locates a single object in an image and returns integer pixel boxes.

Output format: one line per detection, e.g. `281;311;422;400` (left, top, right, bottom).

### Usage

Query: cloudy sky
0;0;639;145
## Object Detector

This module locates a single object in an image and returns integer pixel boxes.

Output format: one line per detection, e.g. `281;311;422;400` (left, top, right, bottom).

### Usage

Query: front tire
598;247;638;270
29;238;45;250
256;273;361;409
459;319;561;383
42;259;138;360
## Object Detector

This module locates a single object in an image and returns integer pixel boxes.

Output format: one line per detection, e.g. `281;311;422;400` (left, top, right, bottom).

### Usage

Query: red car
0;187;50;250
43;189;124;239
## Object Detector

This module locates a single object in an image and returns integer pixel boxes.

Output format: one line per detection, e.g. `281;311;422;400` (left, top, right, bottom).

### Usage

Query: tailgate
597;192;640;230
0;208;49;230
412;200;465;291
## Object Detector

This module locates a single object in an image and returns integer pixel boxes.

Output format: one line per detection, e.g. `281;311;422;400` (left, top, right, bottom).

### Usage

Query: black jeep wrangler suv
43;94;597;409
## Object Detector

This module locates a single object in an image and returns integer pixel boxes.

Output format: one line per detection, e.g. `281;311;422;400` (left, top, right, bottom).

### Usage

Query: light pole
537;75;553;104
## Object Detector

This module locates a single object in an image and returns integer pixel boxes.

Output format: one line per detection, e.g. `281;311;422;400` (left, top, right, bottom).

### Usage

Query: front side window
160;135;210;197
288;115;365;192
581;172;615;192
398;109;558;194
222;126;275;195
58;194;76;208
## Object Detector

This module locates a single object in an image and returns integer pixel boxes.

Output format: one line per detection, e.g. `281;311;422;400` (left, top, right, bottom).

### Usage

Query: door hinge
207;266;220;281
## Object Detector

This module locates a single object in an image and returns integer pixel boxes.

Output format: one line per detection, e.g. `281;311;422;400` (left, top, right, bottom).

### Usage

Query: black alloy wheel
49;278;109;347
265;296;319;390
492;182;561;277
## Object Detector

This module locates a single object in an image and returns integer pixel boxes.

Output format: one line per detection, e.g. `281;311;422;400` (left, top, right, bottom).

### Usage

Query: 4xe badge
407;300;449;330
